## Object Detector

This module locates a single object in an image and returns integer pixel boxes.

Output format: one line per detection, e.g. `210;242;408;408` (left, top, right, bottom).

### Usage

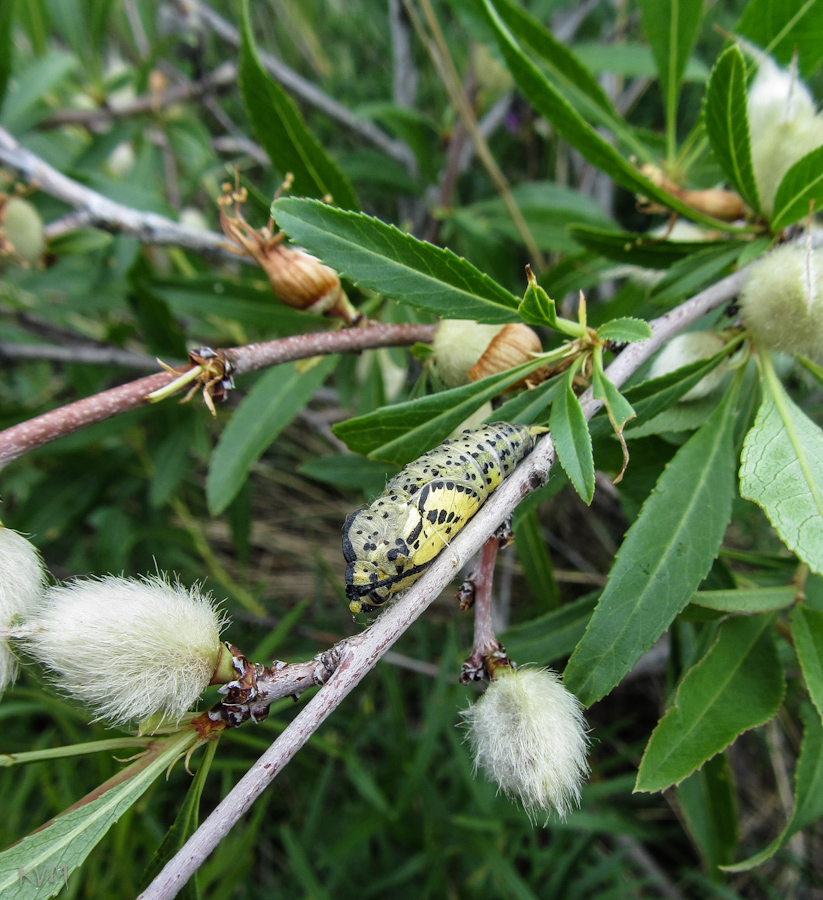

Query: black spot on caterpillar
343;422;543;614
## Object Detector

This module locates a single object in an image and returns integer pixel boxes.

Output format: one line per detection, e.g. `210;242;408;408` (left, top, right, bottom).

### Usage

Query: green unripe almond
739;244;823;362
649;332;727;401
3;197;45;266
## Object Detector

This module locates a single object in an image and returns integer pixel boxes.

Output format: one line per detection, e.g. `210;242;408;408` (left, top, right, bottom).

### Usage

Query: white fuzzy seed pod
431;320;505;388
747;58;823;215
739;244;823;361
0;526;46;695
22;575;228;726
462;667;589;820
649;332;728;401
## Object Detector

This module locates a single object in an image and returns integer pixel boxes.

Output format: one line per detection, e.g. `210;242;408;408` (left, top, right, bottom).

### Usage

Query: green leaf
737;0;823;77
298;454;400;492
491;374;562;425
518;274;557;328
623;393;717;439
550;369;595;504
48;228;114;256
207;357;338;515
691;585;797;612
792;603;823;721
568;225;730;269
636;614;784;792
770;144;823;230
238;0;358;210
723;701;823;870
572;41;710;82
486;0;650;162
0;731;197;900
479;0;747;231
333;355;549;464
676;753;738;871
650;243;745;307
0;0;14;113
596;317;652;343
503;593;599;663
514;509;560;610
638;0;704;151
140;739;219;896
272;198;520;323
565;378;740;706
704;45;761;214
740;354;823;574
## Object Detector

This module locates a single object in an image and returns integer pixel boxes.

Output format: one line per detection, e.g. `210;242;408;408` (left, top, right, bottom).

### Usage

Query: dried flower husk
639;165;748;221
468;323;547;388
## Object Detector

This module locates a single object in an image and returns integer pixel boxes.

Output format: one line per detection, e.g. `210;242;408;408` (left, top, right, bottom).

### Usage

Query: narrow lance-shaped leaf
723;702;823;871
272;198;521;323
479;0;749;231
770;145;823;230
691;585;797;613
740;351;823;574
704;45;761;214
565;374;741;706
676;753;738;871
792;603;823;722
207;356;338;515
596;317;652;343
333;354;551;464
638;0;704;157
238;0;358;210
0;731;197;900
636;613;784;792
592;347;636;481
550;367;595;504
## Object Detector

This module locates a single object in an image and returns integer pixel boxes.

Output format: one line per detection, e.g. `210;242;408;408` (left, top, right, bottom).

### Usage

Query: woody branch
139;264;750;900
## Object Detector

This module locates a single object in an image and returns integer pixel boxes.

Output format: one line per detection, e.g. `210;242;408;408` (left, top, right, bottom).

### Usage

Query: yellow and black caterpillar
343;422;541;614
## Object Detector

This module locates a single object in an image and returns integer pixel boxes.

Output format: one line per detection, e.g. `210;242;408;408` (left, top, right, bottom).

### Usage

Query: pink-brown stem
0;323;436;469
460;536;507;683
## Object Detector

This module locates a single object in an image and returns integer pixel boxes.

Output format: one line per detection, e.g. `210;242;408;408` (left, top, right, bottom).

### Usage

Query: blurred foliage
2;0;823;898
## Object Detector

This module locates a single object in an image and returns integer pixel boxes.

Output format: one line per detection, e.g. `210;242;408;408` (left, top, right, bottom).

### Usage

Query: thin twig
0;342;165;370
139;265;749;900
0;323;437;468
183;0;415;170
39;63;237;129
390;0;418;109
406;0;546;271
0;126;235;259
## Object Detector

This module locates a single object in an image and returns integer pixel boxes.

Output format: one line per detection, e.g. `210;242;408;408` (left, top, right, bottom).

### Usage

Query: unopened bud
739;244;823;361
0;525;46;695
1;197;45;267
21;575;229;726
461;667;589;820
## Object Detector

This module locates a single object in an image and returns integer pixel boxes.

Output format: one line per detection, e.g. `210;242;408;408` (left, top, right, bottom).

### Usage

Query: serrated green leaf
723;701;823;871
636;614;784;793
770;145;823;230
503;593;599;664
596;317;652;343
704;45;761;214
332;355;550;464
623;394;717;439
592;364;635;434
638;0;704;152
737;0;823;77
550;369;594;504
207;356;338;515
691;585;797;612
238;0;358;209
140;739;218;897
490;374;562;426
568;225;730;269
565;377;740;706
272;198;521;323
518;277;557;327
792;603;823;721
0;731;197;900
676;753;738;871
740;355;823;574
479;0;748;231
514;509;559;610
488;0;650;162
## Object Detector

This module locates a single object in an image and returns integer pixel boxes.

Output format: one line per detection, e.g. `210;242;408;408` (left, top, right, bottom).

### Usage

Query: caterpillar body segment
343;422;543;614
